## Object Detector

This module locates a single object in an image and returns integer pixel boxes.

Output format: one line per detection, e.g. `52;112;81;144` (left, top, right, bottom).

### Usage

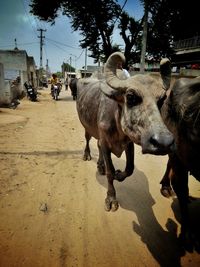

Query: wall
0;49;29;90
0;63;11;105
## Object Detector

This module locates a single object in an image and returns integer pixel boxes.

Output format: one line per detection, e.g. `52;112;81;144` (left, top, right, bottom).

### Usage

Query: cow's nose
149;133;175;154
142;132;175;155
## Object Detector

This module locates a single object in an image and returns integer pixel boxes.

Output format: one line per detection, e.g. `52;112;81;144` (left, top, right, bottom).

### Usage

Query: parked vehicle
24;82;37;102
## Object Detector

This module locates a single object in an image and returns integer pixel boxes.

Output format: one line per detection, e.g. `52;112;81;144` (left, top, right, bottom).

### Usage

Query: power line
45;37;81;50
113;0;128;26
45;39;70;53
76;50;84;61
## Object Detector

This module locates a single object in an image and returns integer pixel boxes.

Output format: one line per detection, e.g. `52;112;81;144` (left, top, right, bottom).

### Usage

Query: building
0;48;37;106
172;36;200;76
0;48;37;88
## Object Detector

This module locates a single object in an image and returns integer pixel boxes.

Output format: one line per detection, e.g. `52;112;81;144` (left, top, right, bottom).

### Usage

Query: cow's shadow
96;164;184;267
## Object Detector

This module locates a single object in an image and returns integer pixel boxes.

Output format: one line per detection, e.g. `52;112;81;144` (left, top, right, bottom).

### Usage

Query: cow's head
102;52;174;155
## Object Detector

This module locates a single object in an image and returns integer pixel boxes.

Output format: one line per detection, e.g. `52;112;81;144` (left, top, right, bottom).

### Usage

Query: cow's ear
160;58;171;90
100;82;124;102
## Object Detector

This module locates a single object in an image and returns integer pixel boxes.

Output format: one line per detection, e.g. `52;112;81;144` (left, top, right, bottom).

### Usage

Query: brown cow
160;76;200;248
76;52;174;211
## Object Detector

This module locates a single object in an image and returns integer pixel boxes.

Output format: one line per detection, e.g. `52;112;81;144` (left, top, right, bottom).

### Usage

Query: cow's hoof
160;186;174;198
178;231;196;253
111;200;119;211
83;154;91;161
115;170;126;182
188;195;197;203
104;198;119;212
97;163;105;175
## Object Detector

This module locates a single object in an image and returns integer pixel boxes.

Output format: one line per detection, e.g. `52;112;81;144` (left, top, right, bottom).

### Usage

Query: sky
0;0;143;73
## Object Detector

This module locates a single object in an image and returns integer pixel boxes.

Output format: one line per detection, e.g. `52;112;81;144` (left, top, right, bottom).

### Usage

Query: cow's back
76;78;117;140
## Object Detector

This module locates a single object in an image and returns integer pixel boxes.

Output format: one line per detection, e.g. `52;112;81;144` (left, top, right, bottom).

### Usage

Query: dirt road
0;87;199;267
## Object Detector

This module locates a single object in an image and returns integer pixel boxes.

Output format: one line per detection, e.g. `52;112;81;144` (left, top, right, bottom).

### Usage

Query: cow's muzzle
141;132;175;155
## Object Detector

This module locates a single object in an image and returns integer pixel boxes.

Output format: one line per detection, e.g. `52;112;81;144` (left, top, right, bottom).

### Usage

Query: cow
76;52;175;212
69;77;78;100
159;76;200;248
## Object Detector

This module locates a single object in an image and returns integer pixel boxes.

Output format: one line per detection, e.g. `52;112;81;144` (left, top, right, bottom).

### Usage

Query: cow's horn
160;58;171;90
104;52;128;92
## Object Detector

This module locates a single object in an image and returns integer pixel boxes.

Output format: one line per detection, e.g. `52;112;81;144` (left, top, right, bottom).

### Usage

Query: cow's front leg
97;140;105;175
115;142;134;182
101;145;118;212
105;172;119;212
170;155;194;249
160;158;174;198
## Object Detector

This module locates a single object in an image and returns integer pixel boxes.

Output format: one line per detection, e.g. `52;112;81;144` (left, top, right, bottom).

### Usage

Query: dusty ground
0;86;199;267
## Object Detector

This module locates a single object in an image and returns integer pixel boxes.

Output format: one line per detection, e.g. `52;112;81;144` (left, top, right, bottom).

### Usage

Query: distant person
50;73;58;85
117;62;130;79
65;77;68;90
50;73;58;94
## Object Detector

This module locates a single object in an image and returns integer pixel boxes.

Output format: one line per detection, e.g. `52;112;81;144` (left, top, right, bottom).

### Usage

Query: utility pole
84;48;87;77
140;3;148;73
37;28;46;69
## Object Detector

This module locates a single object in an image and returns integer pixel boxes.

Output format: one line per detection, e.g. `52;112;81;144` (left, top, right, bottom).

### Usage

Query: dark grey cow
69;78;78;100
160;76;200;247
76;52;174;211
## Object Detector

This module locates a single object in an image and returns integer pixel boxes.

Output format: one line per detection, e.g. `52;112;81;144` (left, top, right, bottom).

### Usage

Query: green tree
62;62;75;73
118;11;142;66
30;0;145;66
155;0;199;41
147;0;174;59
30;0;122;63
30;0;199;68
147;0;199;57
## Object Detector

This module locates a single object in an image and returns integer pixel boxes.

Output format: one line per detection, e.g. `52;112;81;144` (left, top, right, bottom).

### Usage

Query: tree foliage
30;0;199;66
30;0;122;63
62;62;75;73
118;11;142;65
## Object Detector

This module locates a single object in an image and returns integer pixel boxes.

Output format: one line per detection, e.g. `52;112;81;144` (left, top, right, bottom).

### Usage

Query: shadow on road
96;166;184;267
0;149;83;159
55;94;75;102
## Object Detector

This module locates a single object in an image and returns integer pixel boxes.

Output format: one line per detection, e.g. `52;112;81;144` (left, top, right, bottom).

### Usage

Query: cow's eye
126;93;142;107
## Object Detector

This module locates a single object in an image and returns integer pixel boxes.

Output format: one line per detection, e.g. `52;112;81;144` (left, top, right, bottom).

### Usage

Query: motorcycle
51;83;61;100
24;82;37;102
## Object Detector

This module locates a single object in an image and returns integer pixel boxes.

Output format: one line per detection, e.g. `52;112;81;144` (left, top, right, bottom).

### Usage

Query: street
0;87;199;267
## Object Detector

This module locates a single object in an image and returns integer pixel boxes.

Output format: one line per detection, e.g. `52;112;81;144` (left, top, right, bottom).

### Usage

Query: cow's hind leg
115;142;134;182
97;140;105;175
83;130;92;161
